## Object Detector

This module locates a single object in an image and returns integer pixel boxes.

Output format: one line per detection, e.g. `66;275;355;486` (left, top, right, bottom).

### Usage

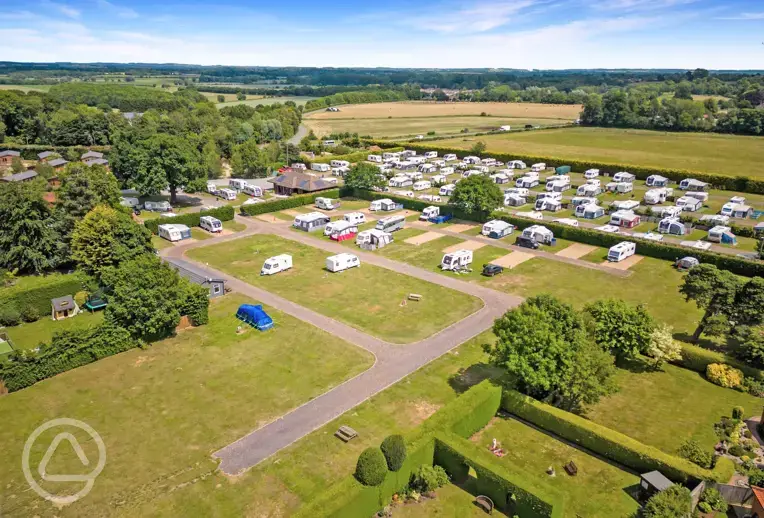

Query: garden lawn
390;483;502;517
472;417;640;517
4;311;104;351
432;127;764;179
586;358;762;455
0;293;372;518
150;235;173;250
187;234;483;343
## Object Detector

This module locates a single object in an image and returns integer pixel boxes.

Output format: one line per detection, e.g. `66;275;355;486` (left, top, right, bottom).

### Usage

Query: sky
0;0;763;69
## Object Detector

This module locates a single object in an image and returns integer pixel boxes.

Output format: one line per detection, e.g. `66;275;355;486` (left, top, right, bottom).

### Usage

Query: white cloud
718;12;764;20
591;0;697;12
404;0;537;32
96;0;139;19
42;1;81;18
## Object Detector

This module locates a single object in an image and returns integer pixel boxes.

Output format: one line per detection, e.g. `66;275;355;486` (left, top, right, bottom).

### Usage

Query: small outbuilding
639;471;673;501
51;295;80;321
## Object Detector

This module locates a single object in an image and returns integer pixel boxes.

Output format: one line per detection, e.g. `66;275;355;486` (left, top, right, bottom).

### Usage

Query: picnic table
334;425;358;443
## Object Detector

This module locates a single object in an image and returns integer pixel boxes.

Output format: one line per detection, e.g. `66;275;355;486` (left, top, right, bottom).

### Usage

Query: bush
749;469;764;487
728;444;753;458
0;306;21;326
380;435;407;472
706;363;744;389
144;205;234;234
643;485;692;518
355;448;388;486
20;305;40;323
700;487;727;512
677;439;713;468
239;189;340;216
409;465;448;493
0;273;85;321
732;406;745;419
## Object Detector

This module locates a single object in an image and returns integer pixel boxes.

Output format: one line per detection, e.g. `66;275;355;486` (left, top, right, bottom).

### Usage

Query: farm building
268;170;336;196
609;210;641;228
81;151;104;160
51;295;80;321
293;212;330;232
169;263;226;298
657;217;687;236
0;150;20;166
646;175;669;187
679;178;708;191
48;158;69;170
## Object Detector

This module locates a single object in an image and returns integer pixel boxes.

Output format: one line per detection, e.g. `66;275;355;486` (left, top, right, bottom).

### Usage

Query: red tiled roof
752;486;764;507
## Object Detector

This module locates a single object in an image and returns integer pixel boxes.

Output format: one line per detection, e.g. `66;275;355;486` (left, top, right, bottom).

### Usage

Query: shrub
20;305;40;323
74;291;88;307
409;465;449;493
0;306;21;326
380;435;407;472
749;469;764;487
677;439;713;468
732;406;745;419
706;363;744;389
355;448;388;486
239;189;340;216
0;273;84;321
144;205;234;234
643;485;692;518
700;487;727;512
728;444;748;457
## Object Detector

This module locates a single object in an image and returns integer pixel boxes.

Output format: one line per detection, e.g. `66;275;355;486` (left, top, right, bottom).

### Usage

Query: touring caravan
261;254;292;275
685;191;709;202
584;169;600;179
120;196;140;208
419;163;437;174
293;212;330;232
463;156;481;164
508;160;526;169
206;182;218;194
658;217;687;236
516;175;539;189
708;226;737;245
521;225;554;245
439;184;456;196
158;224;191;242
313;197;339;210
613;172;635;183
679;178;708;191
229;178;248;191
644;188;672;205
553;218;579;227
389;176;413;188
405;171;424;181
367;154;383;163
606;182;633;194
325;253;360;273
356;229;393;250
376;215;406;233
413;180;432;191
424;151;438;159
327;222;358;242
571;196;597;207
243;184;263;197
482;157;497;167
420;206;440;221
440;166;455;176
482;220;514;239
545;176;571;193
535;197;562;212
700;214;730;227
216;188;238;201
676;196;703;212
441;250;473;271
330;160;350;168
491;173;511;185
418;194;442;203
530;163;546;172
609;210;641;228
310;163;331;173
431;174;447;185
657;205;683;218
200;216;223;233
369;198;403;212
607;242;636;262
611;200;640;211
646;175;669;187
383;152;401;161
324;220;354;237
344;212;366;225
443;154;458;162
575;204;605;219
577;184;601;197
721;203;753;219
504;193;527;207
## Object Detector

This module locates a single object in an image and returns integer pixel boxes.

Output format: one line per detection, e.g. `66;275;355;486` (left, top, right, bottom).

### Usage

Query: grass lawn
190;228;214;240
0;84;51;92
223;220;246;232
586;358;762;455
216;96;317;108
472;417;640;517
0;293;373;517
433;127;764;179
151;235;173;250
4;311;104;351
391;483;504;517
186;234;483;343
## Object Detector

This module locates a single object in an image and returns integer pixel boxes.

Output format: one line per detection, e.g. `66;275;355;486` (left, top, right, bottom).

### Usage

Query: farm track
162;215;522;474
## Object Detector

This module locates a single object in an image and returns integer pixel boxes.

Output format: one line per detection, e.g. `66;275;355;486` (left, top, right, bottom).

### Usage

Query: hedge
368;139;764;195
342;187;483;222
434;431;565;518
501;390;734;484
492;213;764;277
311;147;404;165
144;205;234;234
0;273;86;321
239;188;340;216
678;343;764;381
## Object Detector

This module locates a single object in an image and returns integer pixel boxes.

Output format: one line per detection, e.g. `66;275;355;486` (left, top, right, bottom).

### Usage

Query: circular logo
22;418;106;505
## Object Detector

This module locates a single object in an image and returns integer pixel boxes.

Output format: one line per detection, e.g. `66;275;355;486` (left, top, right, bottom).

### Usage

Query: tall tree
230;139;267;178
344;162;385;190
680;264;742;342
450;175;502;216
57;163;122;220
584;299;655;360
132;134;205;203
732;277;764;328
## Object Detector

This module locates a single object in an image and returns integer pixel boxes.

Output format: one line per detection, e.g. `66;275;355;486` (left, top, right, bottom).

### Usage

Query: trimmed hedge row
502;390;735;484
144;205;235;234
493;213;764;277
678;343;764;381
311;147;404;165
434;432;564;518
0;273;85;319
368;139;764;195
342;187;483;222
239;189;340;216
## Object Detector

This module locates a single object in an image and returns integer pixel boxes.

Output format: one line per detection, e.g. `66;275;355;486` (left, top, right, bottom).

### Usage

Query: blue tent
236;304;274;331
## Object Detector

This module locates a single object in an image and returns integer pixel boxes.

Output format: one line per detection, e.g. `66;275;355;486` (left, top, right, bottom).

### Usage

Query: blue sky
0;0;762;68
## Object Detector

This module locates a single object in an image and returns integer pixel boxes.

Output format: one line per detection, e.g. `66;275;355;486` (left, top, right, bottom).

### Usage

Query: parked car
481;264;504;277
515;235;539;249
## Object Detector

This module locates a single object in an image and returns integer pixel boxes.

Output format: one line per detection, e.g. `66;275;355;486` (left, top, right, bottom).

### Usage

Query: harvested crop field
307;101;582;119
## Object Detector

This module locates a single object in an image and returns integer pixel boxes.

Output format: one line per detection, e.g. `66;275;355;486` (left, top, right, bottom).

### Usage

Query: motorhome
344;212;366;225
261;254;292;275
439;184;456;196
613;172;635;183
508;160;526;169
676;196;703;212
229;178;248;191
441;250;473;271
443;154;458;162
516;175;539;189
413;180;432;191
389;176;413;188
293;212;330;232
367;154;383;163
644;188;672;205
144;200;172;212
216;188;238;201
356;229;393;250
420;206;440;221
158;224;191;242
200;216;223;233
609;210;641;228
311;163;331;173
521;225;555;245
482;219;514;238
575;204;605;219
330;160;350;168
679;178;708;191
243;184;263;197
658;217;687;236
315;197;340;210
577;184;601;197
530;163;546;172
424;151;438;159
325;253;360;273
607;242;636;262
646;175;669;187
376;215;406;232
584;168;600;179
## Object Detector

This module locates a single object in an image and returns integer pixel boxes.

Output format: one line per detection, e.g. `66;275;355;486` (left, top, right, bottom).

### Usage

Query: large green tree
679;264;742;342
230;139;268;178
57;163;121;220
584;299;655;360
129;134;205;203
344;162;385;191
450;175;502;216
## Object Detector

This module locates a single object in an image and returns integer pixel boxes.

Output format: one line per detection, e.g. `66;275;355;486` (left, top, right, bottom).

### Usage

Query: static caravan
327;222;358;242
413;180;432;191
243;184;263;197
311;163;331;173
708;226;737;245
325;253;360;273
405;171;424;181
685;191;709;202
216;188;238;201
658;217;687;236
530;163;546;172
535;197;562;212
607;242;636;262
646;175;669;187
424;151;438;159
676;196;703;212
613;172;635;183
229;178;248;191
315;197;340;210
504;193;527;207
420;206;440;221
584;169;600;179
440;166;455;176
356;229;392;250
293;212;330;232
508;160;527;170
545;176;571;193
443;154;458;162
441;249;473;271
482;219;514;239
376;214;406;233
609;210;641;228
144;200;172;212
330;160;350;168
261;254;292;275
419;163;437;174
389;176;413;188
516;175;539;189
200;216;223;233
521;225;554;245
553;218;579;227
644;188;671;205
611;200;640;211
440;184;456;196
679;178;708;191
575;204;605;219
491;173;511;185
158;224;191;242
482;157;497;167
367;154;383;163
571;196;597;207
577;184;601;197
463;155;481;164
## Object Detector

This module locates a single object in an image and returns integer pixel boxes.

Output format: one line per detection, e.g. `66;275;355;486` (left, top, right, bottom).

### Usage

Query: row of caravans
157;216;224;242
260;252;361;275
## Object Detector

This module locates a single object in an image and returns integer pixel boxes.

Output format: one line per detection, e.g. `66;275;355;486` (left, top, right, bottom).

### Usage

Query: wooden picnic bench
408;293;422;301
564;460;578;476
475;495;494;514
334;425;358;443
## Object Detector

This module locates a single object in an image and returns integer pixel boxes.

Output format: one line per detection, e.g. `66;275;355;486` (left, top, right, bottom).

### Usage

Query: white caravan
344;212;366;225
315;197;340;210
420;206;440;221
607;242;637;262
440;250;473;271
199;216;222;233
325;253;360;273
261;254;292;275
229;178;248;191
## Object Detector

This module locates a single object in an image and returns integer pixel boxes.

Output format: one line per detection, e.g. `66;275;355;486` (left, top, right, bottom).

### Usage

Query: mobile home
200;216;223;233
440;184;456;196
646;175;669;187
325;253;360;273
376;214;406;232
441;249;473;271
293;212;330;232
158;224;191;242
609;210;641;228
657;217;687;236
708;226;737;245
607;242;636;262
521;225;554;245
675;196;703;212
482;219;514;239
613;172;635;183
229;178;248;191
679;178;708;191
413;180;432;191
261;254;292;275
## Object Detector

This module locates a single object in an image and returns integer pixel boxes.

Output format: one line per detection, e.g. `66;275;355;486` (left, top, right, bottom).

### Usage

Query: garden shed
51;295;80;321
639;471;673;501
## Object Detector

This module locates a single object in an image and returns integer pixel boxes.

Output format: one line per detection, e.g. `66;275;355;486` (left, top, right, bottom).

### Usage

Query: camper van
424;151;438;159
325;253;360;273
439;184;456;196
367;154;383;163
293;212;330;232
261;254;292;275
521;225;554;245
311;163;331;173
144;200;172;212
158;224;191;242
413;180;432;191
315;197;340;210
376;215;406;233
200;216;223;233
356;229;393;250
344;212;366;225
420;206;440;221
243;184;263;197
584;169;600;179
443;154;458;162
216;188;238;201
330;160;350;168
229;178;248;191
530;163;546;172
607;242;636;262
609;210;641;228
441;250;473;271
676;196;703;212
613;172;635;183
482;220;514;239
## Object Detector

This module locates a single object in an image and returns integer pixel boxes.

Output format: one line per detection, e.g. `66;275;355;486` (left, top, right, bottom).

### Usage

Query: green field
4;311;104;351
0;294;372;517
215;96;317;108
0;84;52;92
432;126;764;178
